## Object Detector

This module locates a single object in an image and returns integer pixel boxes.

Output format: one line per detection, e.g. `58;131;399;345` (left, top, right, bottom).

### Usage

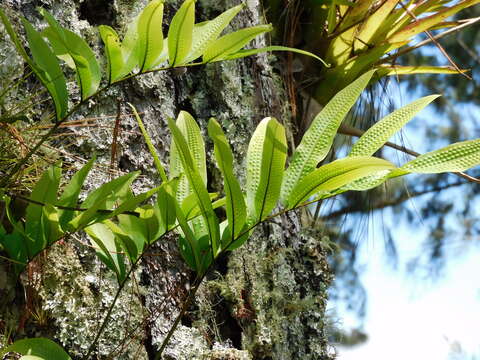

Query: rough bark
0;0;334;359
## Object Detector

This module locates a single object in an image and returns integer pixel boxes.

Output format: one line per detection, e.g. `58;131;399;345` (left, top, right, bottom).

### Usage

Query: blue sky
335;214;480;360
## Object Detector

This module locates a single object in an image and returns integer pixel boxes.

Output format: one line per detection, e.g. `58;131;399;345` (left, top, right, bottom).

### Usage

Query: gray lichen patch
219;218;334;360
37;240;148;359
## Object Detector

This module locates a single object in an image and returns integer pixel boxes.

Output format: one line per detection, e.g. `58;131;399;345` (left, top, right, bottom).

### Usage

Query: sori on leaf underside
0;0;326;122
2;70;480;280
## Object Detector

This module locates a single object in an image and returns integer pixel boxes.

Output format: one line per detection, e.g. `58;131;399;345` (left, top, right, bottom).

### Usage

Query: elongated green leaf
145;37;169;69
168;117;220;255
85;222;126;282
121;15;141;74
354;0;400;52
181;192;218;219
327;1;337;34
24;164;61;257
57;158;95;229
129;103;167;182
2;338;71;360
203;24;273;63
287;157;395;208
168;0;195;66
389;0;480;42
40;8;101;99
281;70;375;204
208;118;246;241
339;169;393;192
68;172;139;231
41;204;63;246
182;197;226;224
377;65;468;76
169;111;207;203
138;0;165;71
0;231;28;275
155;179;177;239
99;25;125;83
21;18;68;120
349;95;439;157
174;199;200;271
184;4;244;63
105;185;162;219
400;139;480;173
246;117;287;223
223;45;329;66
115;215;147;261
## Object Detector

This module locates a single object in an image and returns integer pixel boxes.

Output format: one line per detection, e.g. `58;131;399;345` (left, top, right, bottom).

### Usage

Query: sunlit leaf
99;25;125;83
168;116;220;255
85;222;126;282
138;0;165;71
184;4;244;63
208;118;246;242
246;117;287;223
349;95;439;157
287;157;395;208
40;9;101;99
168;0;195;66
400;139;480;173
21;18;68;120
2;338;71;360
281;70;375;204
57;158;95;229
203;24;273;63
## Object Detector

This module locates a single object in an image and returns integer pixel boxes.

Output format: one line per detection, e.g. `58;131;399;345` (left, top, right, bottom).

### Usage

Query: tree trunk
0;0;334;359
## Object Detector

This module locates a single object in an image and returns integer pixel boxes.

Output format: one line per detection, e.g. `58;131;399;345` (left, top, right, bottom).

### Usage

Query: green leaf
208;118;246;242
41;204;63;246
40;9;101;99
327;1;337;34
21;18;68;120
107;185;162;219
2;338;71;360
137;0;165;71
68;172;139;231
376;65;468;77
181;192;218;220
349;95;439;157
168;0;195;66
389;0;480;43
0;231;28;275
223;45;329;67
203;24;273;63
246;117;287;224
24;164;62;257
281;70;375;204
168;117;220;256
57;158;95;229
400;139;480;173
184;4;244;63
354;0;400;52
121;15;141;75
85;222;126;282
169;111;207;203
111;217;145;261
287;157;396;208
174;199;200;271
155;180;177;239
99;25;125;83
128;103;168;182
